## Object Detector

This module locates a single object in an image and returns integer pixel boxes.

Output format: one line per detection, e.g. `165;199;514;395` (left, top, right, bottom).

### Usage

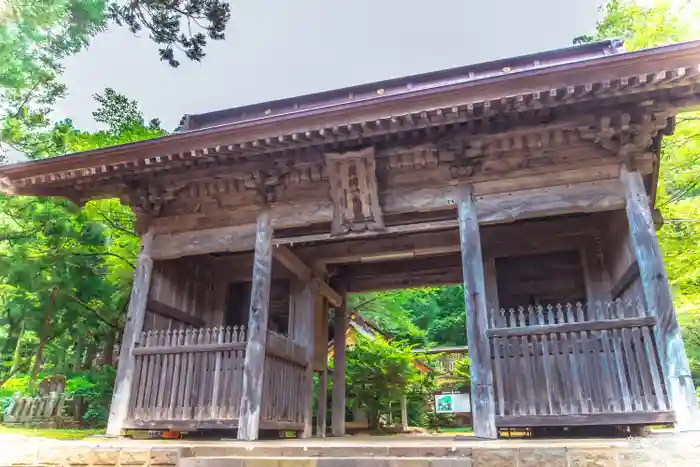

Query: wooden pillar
106;228;154;436
316;369;328;437
237;211;274;441
400;393;408;430
316;296;329;438
290;280;316;439
620;167;699;430
458;189;497;440
331;283;347;437
580;236;612;316
483;258;499;314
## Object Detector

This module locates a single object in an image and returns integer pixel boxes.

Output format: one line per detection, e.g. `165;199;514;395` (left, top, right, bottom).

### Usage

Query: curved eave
2;40;700;198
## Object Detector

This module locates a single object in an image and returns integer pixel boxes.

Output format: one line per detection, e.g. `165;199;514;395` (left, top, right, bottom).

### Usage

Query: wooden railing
261;330;309;430
128;326;247;426
487;300;671;426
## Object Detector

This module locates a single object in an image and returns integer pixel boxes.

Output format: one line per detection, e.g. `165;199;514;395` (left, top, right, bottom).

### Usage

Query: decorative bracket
244;170;285;206
325;146;385;235
578;112;671;167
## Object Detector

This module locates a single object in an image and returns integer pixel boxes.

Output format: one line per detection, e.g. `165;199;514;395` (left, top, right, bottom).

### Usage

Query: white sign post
434;392;472;414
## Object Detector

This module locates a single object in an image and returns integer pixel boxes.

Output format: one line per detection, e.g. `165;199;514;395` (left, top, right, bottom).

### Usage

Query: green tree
344;336;426;429
577;0;700;390
0;89;162;391
351;286;468;348
1;0;230;161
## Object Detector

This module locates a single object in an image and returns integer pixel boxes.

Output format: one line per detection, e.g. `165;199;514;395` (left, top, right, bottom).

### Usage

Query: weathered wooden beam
273;246;342;307
146;299;205;327
132;342;246;355
476;179;624;224
150;180;623;260
487;316;656;338
237;211;274;441
458;189;497;440
346;256;464;292
620;166;699;430
331;280;347;437
347;267;463;292
152;224;257;260
496;411;675;428
298;215;597;268
106;228;154;437
610;261;640;299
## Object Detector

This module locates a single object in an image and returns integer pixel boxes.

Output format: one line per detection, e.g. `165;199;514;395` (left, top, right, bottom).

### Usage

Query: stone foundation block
471;449;515;467
517;448;567;467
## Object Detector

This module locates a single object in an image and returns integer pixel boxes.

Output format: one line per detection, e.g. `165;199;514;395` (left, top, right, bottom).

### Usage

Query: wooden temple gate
1;39;700;440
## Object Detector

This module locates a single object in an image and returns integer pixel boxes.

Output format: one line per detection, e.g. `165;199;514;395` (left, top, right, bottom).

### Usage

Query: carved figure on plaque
325;147;385;235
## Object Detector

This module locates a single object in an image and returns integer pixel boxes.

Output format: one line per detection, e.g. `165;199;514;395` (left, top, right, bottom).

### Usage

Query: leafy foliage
65;367;116;425
1;0;230;161
344;335;431;428
0;89;160;401
350;287;467;348
0;0;107;161
578;0;700;331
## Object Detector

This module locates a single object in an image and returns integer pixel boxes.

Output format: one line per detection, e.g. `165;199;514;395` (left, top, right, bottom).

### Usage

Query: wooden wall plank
458;188;497;439
620;167;699;429
147;300;205;327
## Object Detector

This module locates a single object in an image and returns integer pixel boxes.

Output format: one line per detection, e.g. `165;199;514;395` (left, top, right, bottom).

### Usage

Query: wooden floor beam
620;167;699;430
106;229;154;436
237;211;274;441
458;188;497;439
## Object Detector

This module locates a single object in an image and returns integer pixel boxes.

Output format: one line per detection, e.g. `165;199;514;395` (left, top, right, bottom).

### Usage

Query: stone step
177;439;700;467
179;457;468;467
182;445;473;459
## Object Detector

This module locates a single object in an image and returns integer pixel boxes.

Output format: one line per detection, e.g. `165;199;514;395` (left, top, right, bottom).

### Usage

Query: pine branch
72;251;135;269
69;295;121;330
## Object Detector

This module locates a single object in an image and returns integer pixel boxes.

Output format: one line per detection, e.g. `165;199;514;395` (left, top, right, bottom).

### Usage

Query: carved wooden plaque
325;146;385;235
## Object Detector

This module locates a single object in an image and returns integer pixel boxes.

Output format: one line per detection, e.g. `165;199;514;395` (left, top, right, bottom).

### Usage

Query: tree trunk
100;330;116;367
10;320;24;375
72;339;84;372
29;310;52;393
82;343;97;370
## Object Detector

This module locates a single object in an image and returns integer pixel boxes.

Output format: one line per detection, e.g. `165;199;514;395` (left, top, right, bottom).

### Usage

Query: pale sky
55;0;602;132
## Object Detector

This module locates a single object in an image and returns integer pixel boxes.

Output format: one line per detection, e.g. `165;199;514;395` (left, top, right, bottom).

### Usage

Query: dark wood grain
611;261;641;299
147;299;205;327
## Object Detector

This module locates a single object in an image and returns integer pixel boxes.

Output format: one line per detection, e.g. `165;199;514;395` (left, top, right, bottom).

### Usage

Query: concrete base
1;433;699;467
